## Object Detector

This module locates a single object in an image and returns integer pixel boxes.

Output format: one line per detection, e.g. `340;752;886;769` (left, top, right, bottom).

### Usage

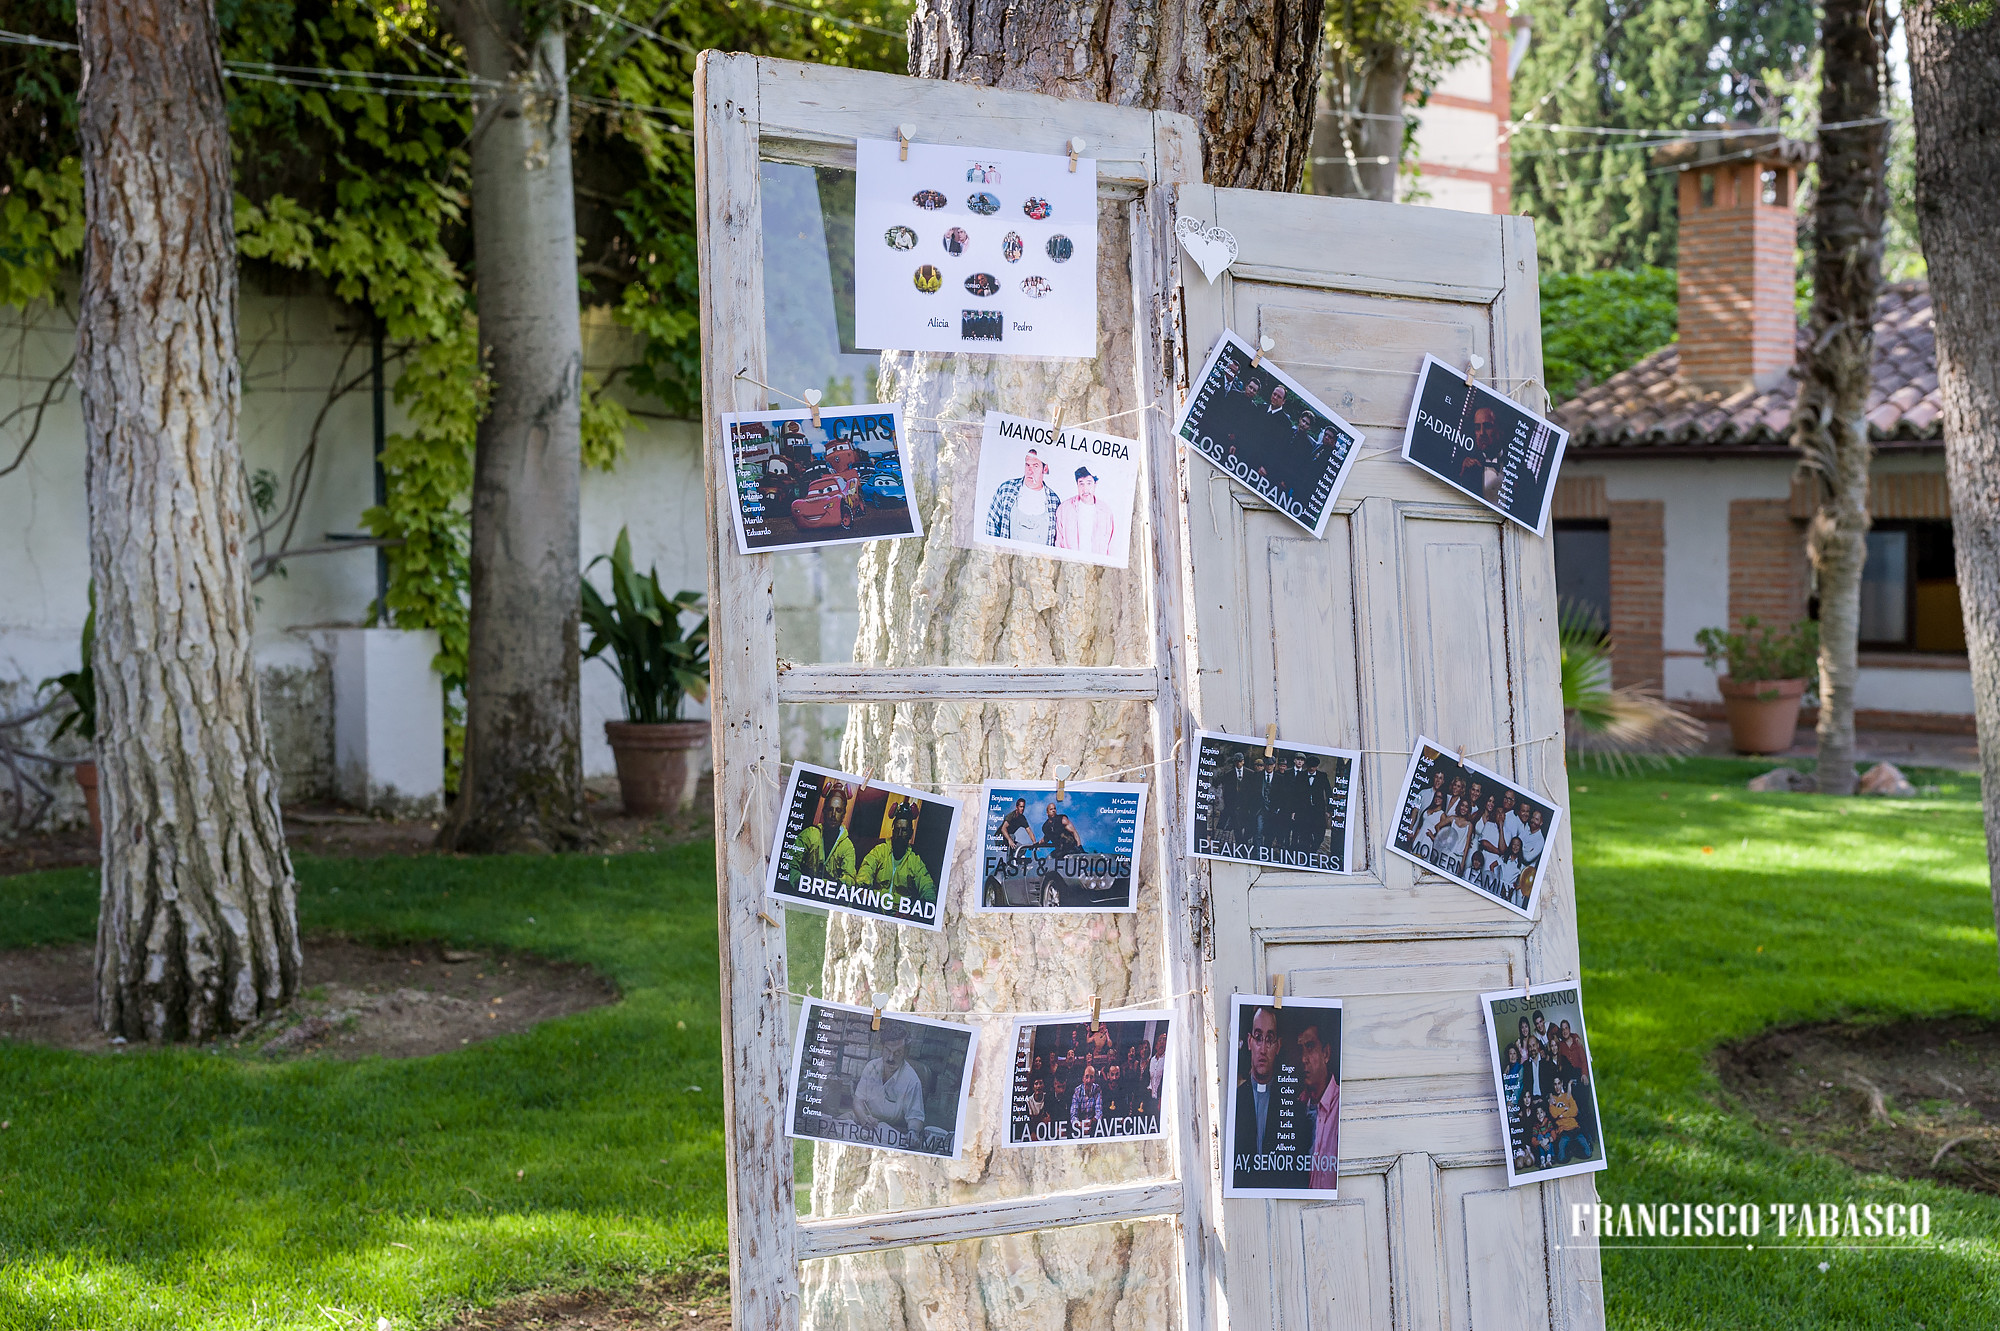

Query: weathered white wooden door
1173;186;1604;1331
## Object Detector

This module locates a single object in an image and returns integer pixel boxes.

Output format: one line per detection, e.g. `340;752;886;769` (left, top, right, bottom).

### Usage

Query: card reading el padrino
766;763;964;930
1399;354;1569;536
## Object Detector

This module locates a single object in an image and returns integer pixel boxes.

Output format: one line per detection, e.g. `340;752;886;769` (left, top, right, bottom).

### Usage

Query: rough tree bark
76;0;301;1040
1795;0;1889;797
799;4;1322;1325
1907;1;2000;960
437;4;592;853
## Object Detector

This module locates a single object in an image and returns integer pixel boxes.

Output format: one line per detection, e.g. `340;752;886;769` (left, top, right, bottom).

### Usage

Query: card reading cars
1386;736;1562;920
1175;329;1365;539
786;999;977;1160
972;412;1141;569
853;138;1098;358
1400;353;1570;535
1480;980;1606;1187
767;763;963;930
1188;730;1359;874
722;404;921;554
1222;993;1343;1199
976;780;1147;913
1004;1012;1173;1146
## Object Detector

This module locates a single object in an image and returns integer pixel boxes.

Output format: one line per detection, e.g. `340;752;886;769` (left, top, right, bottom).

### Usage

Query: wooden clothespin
897;123;916;162
1265;724;1277;757
758;909;781;927
1067;136;1087;173
1457;744;1468;766
1251;334;1275;368
871;991;888;1031
1273;973;1285;1010
1055;763;1071;801
1464;352;1486;389
803;387;823;427
857;766;873;797
1090;994;1102;1032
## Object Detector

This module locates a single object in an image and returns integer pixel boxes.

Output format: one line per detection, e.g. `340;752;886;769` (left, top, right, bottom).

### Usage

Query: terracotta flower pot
604;720;709;817
74;758;102;842
1717;676;1808;755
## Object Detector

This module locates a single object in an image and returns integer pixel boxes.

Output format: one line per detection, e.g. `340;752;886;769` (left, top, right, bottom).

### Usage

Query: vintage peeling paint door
1173;186;1604;1331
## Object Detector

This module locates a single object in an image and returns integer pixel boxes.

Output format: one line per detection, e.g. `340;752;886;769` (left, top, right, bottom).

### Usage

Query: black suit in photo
1214;767;1257;841
1232;1076;1286;1189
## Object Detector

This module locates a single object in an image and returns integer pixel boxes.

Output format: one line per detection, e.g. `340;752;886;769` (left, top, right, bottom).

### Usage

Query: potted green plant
41;588;100;839
1694;615;1820;755
582;528;711;816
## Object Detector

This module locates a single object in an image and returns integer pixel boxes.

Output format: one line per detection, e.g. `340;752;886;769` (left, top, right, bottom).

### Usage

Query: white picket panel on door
1174;184;1603;1331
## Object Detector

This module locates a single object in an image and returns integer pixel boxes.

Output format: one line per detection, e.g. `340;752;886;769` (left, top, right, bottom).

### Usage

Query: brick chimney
1653;131;1814;395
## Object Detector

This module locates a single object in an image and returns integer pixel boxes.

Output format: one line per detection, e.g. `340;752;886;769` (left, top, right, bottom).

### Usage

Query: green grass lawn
2;759;1998;1327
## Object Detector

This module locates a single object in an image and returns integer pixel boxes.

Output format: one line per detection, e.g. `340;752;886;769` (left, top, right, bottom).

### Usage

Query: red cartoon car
791;470;859;530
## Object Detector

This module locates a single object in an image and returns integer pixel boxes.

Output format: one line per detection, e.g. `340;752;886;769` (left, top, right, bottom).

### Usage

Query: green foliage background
1540;266;1676;403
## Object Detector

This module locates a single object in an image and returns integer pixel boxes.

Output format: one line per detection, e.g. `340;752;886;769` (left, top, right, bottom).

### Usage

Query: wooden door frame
694;51;1216;1330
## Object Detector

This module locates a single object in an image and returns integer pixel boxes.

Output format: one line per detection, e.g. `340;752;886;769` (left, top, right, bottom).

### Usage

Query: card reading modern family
1399;353;1569;536
853;139;1097;358
972;413;1141;569
1188;730;1360;874
1479;980;1606;1188
1385;736;1563;920
976;780;1148;913
766;763;964;931
721;404;921;555
1005;1012;1173;1147
1175;329;1365;539
1222;993;1342;1200
785;998;979;1161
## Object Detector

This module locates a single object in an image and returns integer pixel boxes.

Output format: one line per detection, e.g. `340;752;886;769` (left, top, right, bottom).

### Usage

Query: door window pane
1859;529;1909;645
1552;521;1611;636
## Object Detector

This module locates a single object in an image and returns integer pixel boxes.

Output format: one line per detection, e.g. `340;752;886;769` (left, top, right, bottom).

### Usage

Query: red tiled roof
1554;282;1942;450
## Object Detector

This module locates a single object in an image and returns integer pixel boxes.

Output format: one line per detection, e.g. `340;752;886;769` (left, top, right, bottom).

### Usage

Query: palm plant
581;529;709;724
1560;605;1703;770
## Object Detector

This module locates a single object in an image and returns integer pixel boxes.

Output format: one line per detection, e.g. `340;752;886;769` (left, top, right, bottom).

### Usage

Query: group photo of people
1399;353;1570;536
1481;986;1606;1185
1388;738;1561;918
786;1001;976;1161
766;763;963;930
1006;1015;1172;1145
1189;731;1358;874
1175;330;1364;538
1223;995;1343;1199
978;781;1145;912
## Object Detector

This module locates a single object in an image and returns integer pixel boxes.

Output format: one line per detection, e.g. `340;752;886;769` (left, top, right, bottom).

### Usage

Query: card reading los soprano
1400;354;1569;535
1480;980;1606;1187
1386;737;1562;920
721;404;921;555
766;763;963;930
853;139;1097;358
1188;730;1360;874
1223;993;1342;1199
976;780;1147;912
972;413;1141;569
786;999;978;1161
1175;329;1364;539
1004;1012;1173;1147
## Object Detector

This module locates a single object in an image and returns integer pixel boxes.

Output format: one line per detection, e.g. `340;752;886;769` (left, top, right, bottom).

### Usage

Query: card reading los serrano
765;763;965;932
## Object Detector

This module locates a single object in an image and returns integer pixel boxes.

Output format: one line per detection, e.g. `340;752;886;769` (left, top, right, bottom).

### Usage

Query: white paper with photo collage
1398;353;1570;536
1003;1011;1174;1147
974;779;1148;913
785;998;981;1161
853;138;1097;358
1479;980;1607;1187
765;762;964;931
1384;736;1563;920
1186;729;1361;875
1173;329;1366;540
971;413;1141;569
1222;993;1343;1200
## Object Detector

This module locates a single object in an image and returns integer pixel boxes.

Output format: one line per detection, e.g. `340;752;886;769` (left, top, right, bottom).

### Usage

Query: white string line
734;369;1160;437
751;739;1186;799
769;986;1201;1019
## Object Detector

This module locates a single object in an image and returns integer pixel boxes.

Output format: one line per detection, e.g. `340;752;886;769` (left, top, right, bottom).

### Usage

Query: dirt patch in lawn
448;1273;729;1330
0;936;617;1058
1717;1016;2000;1194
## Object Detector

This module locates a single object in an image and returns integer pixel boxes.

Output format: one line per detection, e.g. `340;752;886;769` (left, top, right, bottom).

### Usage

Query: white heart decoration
1174;216;1239;284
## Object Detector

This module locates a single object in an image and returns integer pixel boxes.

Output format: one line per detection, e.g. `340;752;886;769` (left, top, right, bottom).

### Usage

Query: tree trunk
798;4;1320;1325
76;0;301;1041
1907;2;2000;960
437;8;592;853
1796;0;1889;797
1309;39;1408;201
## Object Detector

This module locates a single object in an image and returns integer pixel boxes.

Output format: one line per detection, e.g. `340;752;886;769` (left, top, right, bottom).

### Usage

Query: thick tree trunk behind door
438;9;591;853
1796;0;1889;797
1907;3;2000;962
76;0;300;1041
